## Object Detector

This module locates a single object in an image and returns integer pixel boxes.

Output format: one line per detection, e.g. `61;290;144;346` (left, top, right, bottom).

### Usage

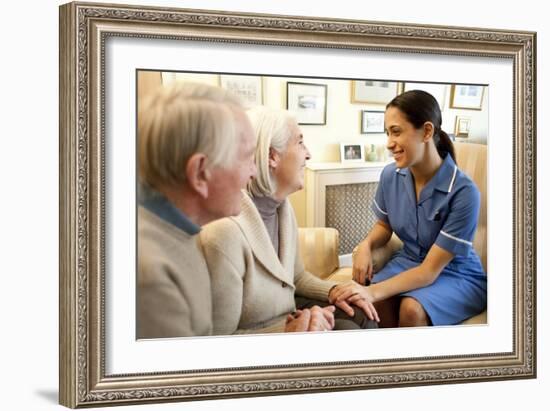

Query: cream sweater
200;193;337;335
137;207;213;338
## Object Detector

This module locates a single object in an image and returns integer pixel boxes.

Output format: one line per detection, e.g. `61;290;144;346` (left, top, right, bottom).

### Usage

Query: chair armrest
352;234;403;274
298;227;340;279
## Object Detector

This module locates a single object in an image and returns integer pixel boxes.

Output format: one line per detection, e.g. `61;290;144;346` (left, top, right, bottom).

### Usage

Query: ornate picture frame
59;2;536;408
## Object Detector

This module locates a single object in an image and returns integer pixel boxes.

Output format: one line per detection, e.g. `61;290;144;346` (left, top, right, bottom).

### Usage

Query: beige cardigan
200;193;337;335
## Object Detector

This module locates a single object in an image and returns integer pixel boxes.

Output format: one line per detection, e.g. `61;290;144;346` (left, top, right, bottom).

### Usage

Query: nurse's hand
352;241;374;285
329;281;379;322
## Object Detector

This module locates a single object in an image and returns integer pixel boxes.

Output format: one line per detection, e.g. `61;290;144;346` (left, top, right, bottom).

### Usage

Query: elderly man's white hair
138;82;243;190
246;106;297;197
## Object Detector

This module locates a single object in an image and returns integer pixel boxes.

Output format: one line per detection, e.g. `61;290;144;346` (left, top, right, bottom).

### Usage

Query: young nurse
329;90;487;327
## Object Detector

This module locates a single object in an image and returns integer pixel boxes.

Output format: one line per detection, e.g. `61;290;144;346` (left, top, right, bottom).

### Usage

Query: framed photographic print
351;80;401;104
59;1;536;408
361;110;385;134
455;115;472;137
340;143;365;162
403;82;447;110
220;74;263;108
286;82;327;125
450;84;485;110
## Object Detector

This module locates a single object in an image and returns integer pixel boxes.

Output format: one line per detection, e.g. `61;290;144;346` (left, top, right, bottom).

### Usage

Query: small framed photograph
450;84;485;110
455;115;472;137
340;143;365;162
403;82;447;110
351;80;401;104
220;75;263;108
286;82;327;125
361;110;385;134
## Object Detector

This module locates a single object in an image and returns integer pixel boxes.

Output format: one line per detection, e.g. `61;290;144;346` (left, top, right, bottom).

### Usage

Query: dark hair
386;89;455;162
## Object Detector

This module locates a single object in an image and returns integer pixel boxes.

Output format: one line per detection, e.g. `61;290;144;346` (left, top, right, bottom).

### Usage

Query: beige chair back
454;142;487;272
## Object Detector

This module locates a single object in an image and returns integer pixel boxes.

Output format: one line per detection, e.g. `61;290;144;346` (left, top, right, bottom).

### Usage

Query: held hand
285;306;335;332
307;305;335;331
329;285;357;317
329;282;379;322
352;242;374;285
348;294;380;323
329;280;369;304
285;309;311;332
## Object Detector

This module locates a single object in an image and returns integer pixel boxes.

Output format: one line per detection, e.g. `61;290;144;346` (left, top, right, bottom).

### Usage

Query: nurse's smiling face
384;106;428;169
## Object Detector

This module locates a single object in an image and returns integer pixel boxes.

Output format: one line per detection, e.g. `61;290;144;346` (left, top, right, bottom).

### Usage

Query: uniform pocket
418;206;445;248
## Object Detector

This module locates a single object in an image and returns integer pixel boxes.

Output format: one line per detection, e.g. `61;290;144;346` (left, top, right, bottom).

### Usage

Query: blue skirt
372;252;487;325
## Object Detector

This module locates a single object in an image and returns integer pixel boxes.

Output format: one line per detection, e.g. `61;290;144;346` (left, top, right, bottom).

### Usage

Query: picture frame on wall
450;84;485;110
340;142;365;162
361;110;385;134
59;2;536;408
220;74;263;108
286;81;327;125
351;80;401;104
455;115;472;137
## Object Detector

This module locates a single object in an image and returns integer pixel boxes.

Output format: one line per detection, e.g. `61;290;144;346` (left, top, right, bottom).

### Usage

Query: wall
159;73;488;163
0;1;546;411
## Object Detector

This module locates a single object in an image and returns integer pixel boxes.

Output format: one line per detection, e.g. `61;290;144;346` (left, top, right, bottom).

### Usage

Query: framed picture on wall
455;115;472;137
220;74;263;108
340;142;365;162
286;82;327;125
361;110;385;134
450;84;485;110
402;82;447;110
351;80;401;104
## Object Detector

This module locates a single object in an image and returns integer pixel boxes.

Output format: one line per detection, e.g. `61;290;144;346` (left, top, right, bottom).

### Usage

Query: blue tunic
371;154;487;325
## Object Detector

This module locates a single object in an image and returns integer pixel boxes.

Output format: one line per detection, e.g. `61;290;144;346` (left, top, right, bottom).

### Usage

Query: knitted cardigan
200;192;337;335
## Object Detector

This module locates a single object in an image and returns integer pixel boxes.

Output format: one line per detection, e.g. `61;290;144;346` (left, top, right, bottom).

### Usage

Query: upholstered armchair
298;142;487;325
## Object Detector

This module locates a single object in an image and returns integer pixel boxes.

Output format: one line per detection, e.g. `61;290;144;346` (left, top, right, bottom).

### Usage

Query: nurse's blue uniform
371;153;487;325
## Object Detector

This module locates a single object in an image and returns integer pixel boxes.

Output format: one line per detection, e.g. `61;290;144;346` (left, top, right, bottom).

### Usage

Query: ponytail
434;129;456;162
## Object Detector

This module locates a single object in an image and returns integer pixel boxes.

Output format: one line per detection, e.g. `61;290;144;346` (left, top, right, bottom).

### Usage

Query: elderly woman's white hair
246;106;297;197
138;82;243;191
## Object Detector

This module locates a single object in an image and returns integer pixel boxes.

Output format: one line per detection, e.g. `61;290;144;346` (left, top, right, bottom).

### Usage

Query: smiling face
270;121;311;199
384;106;430;169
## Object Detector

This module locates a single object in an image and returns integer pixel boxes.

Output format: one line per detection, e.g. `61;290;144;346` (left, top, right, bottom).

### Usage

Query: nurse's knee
398;297;429;327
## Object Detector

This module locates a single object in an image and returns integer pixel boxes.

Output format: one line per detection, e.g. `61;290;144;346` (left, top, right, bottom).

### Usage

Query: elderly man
137;82;333;338
137;83;257;338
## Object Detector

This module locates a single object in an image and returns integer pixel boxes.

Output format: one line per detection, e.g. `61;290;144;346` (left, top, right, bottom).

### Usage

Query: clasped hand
328;281;379;323
285;305;336;332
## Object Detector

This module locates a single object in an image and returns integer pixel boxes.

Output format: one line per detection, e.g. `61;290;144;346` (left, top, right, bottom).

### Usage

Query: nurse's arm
361;220;393;250
368;244;454;302
352;221;393;284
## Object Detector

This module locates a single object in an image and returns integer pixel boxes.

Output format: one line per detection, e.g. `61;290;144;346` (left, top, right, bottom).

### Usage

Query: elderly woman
200;107;379;335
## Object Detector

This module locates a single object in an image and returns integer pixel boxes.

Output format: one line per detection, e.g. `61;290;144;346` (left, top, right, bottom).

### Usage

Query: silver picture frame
59;1;536;407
